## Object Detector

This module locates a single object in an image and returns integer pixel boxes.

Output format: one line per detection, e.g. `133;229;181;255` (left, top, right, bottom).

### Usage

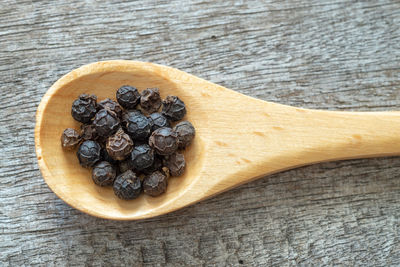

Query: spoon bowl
35;60;400;220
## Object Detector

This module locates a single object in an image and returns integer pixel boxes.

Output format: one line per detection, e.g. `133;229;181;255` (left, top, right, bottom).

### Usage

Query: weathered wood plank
1;0;399;266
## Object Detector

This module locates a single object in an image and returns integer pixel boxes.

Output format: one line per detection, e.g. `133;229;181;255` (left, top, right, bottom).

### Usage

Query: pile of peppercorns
60;86;195;199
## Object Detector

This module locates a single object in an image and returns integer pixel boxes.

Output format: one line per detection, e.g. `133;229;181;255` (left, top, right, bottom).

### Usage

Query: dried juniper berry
164;152;186;176
76;140;101;167
125;112;151;140
92;161;116;186
162;95;186;121
93;109;120;137
100;147;117;165
106;128;133;160
61;128;81;150
80;124;97;141
149;112;170;132
143;171;167;197
140;88;161;114
174;121;195;149
71;94;97;123
119;158;135;173
113;170;141;200
98;98;123;118
149;127;178;155
131;144;154;171
116;85;140;109
142;155;164;175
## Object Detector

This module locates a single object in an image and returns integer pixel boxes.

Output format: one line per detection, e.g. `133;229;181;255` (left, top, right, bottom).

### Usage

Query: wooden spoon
35;60;400;220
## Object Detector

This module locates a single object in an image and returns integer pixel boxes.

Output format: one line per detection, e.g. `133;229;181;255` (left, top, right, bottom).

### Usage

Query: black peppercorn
119;158;135;173
174;121;195;149
143;171;167;197
125;112;151;140
76;140;101;167
80;124;97;141
131;144;154;171
63;84;196;199
98;98;123;118
142;155;164;175
96;135;108;146
121;109;143;128
100;147;118;165
106;128;133;160
71;94;97;123
149;113;170;132
113;170;141;200
162;95;186;121
164;152;186;176
149;127;178;155
93;109;120;137
140;88;162;114
92;161;116;186
116;85;140;109
61;128;81;150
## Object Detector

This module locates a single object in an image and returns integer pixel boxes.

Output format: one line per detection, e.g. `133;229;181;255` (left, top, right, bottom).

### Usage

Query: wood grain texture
1;0;400;266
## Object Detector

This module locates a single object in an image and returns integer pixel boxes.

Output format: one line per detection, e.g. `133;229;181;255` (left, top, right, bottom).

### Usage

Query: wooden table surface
1;0;399;266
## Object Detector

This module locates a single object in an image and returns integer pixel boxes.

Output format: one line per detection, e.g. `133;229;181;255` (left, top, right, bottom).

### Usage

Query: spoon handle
200;100;400;195
274;109;400;163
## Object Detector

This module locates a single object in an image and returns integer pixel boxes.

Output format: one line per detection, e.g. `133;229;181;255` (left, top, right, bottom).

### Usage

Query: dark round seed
98;98;123;118
142;155;164;175
96;135;108;146
162;95;186;121
92;161;116;186
113;170;141;200
131;144;154;171
76;140;101;167
61;128;81;150
100;147;118;165
143;171;167;197
71;94;97;123
149;113;170;132
164;152;186;176
125;113;151;140
116;85;140;109
148;127;178;155
140;88;162;114
106;128;133;160
80;124;97;141
121;109;142;128
65;85;195;199
174;121;195;149
93;109;120;137
119;158;135;173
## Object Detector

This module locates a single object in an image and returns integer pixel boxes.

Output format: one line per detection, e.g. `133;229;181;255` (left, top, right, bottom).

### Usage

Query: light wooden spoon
35;60;400;220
